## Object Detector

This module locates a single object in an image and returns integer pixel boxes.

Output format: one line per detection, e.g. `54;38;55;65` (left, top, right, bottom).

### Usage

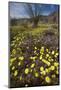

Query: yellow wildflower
12;66;15;70
10;57;16;63
40;47;44;53
55;52;58;56
51;59;54;62
30;56;36;60
48;58;51;62
41;47;44;50
56;70;59;75
50;66;55;71
40;66;44;71
35;72;39;77
41;71;46;75
18;62;21;66
18;56;24;60
45;68;49;73
54;62;59;67
42;59;50;66
30;56;33;59
14;70;18;76
12;49;16;54
35;47;37;50
52;51;55;55
20;76;22;80
25;68;29;74
46;54;49;58
30;69;32;72
34;50;36;54
40;55;42;60
52;74;56;78
31;63;35;68
10;63;12;66
55;52;59;57
48;52;50;54
11;43;14;46
45;76;51;83
16;37;19;41
46;48;49;52
33;56;37;60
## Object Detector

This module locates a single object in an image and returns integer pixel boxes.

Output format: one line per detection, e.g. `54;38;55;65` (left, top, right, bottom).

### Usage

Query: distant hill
48;11;59;23
39;11;59;23
10;11;59;26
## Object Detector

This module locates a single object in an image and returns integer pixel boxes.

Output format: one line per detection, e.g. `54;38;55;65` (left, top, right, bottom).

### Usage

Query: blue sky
9;2;59;18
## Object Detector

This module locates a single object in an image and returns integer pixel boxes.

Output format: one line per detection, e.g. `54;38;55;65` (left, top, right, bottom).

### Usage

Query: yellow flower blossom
45;76;51;83
41;71;46;75
46;48;49;52
25;68;29;74
31;63;35;68
34;50;36;54
14;70;18;76
45;68;49;73
12;66;15;70
33;56;37;60
12;49;16;54
11;43;14;46
40;66;44;71
48;52;50;54
50;66;55;70
49;56;51;59
42;59;50;66
16;37;19;41
40;55;42;60
48;58;51;62
10;57;16;63
52;74;56;78
51;59;54;62
20;76;22;80
10;63;12;66
18;62;21;66
52;50;55;55
54;52;59;57
35;72;39;77
46;54;49;58
18;56;24;60
56;70;59;75
30;69;32;72
54;62;59;67
55;52;58;56
41;47;44;50
30;57;33;59
35;47;37;50
30;56;36;61
40;47;44;53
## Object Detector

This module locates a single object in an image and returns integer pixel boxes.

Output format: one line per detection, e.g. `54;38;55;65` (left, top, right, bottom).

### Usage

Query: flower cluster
10;33;59;87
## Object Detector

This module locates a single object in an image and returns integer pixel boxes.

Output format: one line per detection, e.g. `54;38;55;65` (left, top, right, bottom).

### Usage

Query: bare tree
24;3;42;27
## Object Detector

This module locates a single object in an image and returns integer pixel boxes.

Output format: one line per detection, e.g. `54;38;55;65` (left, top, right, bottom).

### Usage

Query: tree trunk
32;16;39;28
